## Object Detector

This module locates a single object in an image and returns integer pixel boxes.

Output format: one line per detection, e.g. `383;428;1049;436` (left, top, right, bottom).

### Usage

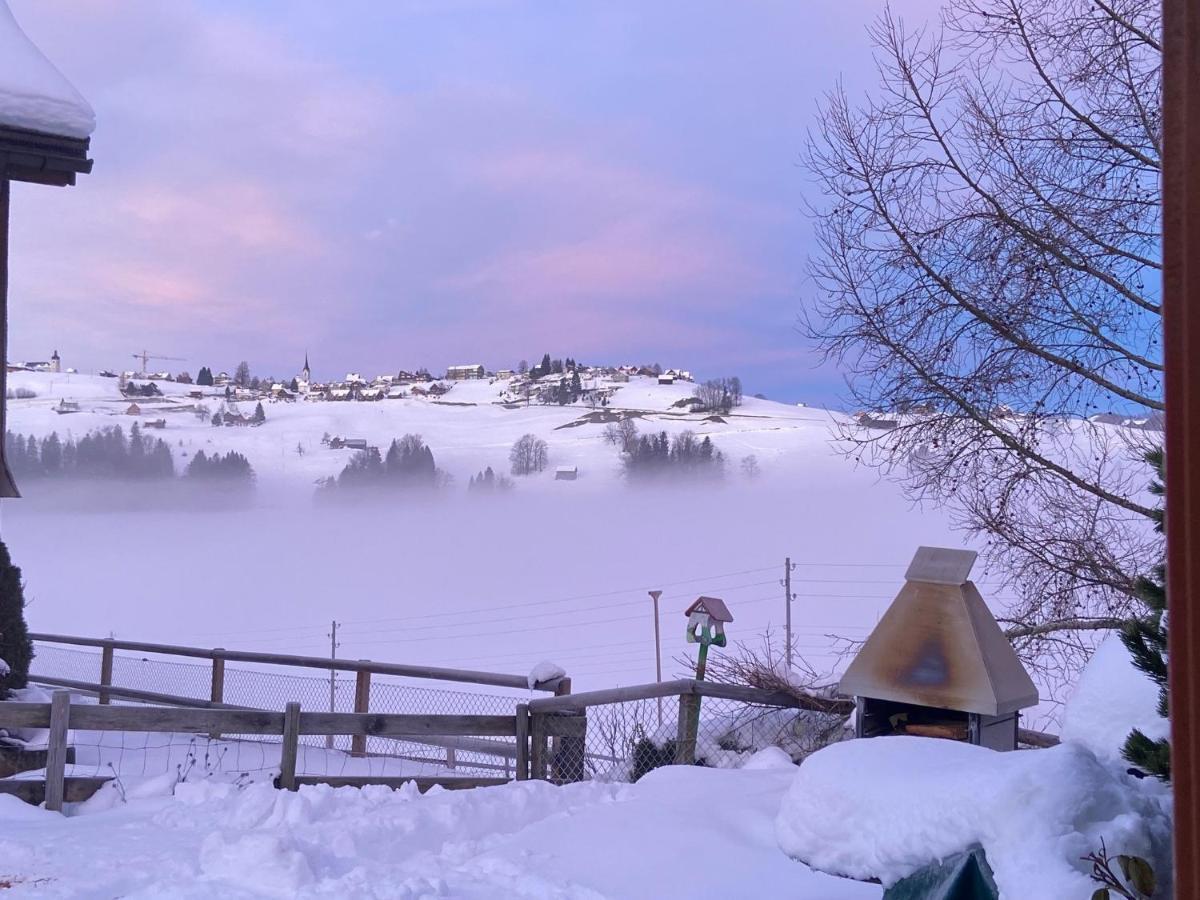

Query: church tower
50;350;60;374
301;352;311;384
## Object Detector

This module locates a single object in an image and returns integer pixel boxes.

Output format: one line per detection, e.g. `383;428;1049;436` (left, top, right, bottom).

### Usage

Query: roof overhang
0;124;92;186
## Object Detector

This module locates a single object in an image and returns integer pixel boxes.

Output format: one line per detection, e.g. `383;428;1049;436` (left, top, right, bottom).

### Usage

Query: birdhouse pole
679;597;732;765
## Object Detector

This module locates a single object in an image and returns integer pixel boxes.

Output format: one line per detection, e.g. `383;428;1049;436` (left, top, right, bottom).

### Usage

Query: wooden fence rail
0;692;561;811
29;632;568;693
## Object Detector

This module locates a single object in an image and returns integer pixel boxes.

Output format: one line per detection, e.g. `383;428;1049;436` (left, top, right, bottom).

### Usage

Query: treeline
6;425;173;480
186;450;255;485
317;434;438;496
613;424;724;481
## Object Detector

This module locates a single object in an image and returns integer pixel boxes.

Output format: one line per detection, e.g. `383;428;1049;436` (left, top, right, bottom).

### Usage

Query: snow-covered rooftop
0;1;94;138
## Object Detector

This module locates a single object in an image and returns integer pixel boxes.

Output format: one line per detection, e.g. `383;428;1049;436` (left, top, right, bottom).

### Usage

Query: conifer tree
252;402;266;425
1121;447;1169;779
0;541;32;697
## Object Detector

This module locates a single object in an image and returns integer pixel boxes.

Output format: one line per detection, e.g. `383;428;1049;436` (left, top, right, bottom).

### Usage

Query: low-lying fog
2;477;988;692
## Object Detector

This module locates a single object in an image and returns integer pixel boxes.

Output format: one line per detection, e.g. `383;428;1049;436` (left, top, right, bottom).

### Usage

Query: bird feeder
0;2;95;497
677;596;733;764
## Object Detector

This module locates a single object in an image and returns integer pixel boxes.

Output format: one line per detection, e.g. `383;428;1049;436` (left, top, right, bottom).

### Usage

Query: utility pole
326;620;340;749
648;590;663;726
783;558;796;671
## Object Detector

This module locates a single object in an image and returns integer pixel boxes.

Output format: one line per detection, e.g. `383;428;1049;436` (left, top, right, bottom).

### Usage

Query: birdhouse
684;596;733;647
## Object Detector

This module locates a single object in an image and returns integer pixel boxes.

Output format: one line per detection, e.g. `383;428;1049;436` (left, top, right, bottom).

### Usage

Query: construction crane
131;350;186;374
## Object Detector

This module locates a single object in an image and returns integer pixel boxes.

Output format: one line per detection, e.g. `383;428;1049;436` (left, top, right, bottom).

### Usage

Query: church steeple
301;351;311;384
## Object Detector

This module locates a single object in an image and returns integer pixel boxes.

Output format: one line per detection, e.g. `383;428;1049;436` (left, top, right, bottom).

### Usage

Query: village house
446;364;485;380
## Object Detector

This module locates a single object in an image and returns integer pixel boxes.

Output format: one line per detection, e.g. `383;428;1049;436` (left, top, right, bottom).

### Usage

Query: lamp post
648;589;663;726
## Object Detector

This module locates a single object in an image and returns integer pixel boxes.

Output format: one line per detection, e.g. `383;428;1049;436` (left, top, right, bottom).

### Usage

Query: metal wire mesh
28;644;528;779
546;696;846;784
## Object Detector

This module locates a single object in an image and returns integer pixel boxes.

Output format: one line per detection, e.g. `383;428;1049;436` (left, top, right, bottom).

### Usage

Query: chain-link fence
529;685;847;785
29;643;527;779
21;645;829;793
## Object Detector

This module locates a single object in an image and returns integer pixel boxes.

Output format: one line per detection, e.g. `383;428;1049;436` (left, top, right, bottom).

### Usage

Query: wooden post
98;642;114;706
674;693;696;765
515;704;530;781
278;702;301;792
0;178;18;498
351;663;371;757
44;691;70;812
1165;0;1200;891
445;747;457;770
209;650;226;740
529;712;547;780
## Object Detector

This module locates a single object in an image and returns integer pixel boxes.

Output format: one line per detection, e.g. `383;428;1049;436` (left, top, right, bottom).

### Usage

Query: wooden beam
209;651;226;739
515;703;530;781
290;775;508;792
0;178;17;498
351;665;371;757
98;642;114;706
1164;0;1200;891
28;633;549;691
298;711;516;737
0;776;111;806
43;691;70;812
279;702;301;792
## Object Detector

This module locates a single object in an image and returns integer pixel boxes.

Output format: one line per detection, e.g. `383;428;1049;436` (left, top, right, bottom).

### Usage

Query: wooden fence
0;691;586;811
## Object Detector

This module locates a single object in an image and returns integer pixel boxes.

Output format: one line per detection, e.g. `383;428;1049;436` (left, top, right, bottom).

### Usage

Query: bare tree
602;418;638;452
510;433;548;476
804;0;1162;666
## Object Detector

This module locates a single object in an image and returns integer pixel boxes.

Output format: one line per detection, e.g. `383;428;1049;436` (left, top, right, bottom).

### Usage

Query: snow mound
527;660;566;689
776;736;1171;898
742;746;795;770
0;1;95;138
1061;635;1169;763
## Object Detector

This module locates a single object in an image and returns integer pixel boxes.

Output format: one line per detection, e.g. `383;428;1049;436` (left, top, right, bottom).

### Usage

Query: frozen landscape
0;0;1178;895
3;368;979;689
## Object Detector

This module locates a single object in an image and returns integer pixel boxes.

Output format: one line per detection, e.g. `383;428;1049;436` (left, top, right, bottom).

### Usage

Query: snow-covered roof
0;1;94;138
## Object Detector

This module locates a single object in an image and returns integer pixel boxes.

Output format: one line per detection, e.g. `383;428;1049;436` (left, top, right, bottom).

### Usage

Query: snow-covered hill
5;370;839;492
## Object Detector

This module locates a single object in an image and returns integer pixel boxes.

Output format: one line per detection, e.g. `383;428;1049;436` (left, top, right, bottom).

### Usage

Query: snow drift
775;736;1171;898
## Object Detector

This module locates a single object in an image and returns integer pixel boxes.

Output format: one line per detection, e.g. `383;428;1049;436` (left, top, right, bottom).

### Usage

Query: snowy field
3;371;981;695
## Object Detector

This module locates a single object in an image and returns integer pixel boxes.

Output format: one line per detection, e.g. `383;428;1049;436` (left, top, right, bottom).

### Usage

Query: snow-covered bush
0;541;32;697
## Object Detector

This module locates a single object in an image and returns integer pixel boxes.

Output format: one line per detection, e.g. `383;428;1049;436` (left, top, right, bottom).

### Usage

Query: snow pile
776;737;1171;898
0;766;878;898
0;0;95;138
527;660;566;688
1061;635;1169;763
0;656;9;676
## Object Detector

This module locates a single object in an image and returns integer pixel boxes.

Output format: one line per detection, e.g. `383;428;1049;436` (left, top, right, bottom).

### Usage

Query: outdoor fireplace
838;547;1038;751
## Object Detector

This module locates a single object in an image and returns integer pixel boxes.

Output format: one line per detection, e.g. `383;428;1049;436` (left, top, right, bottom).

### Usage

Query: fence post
44;691;70;812
515;703;530;781
279;702;301;792
674;692;696;764
529;712;548;780
98;641;114;706
445;747;457;770
209;649;226;740
352;662;371;757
